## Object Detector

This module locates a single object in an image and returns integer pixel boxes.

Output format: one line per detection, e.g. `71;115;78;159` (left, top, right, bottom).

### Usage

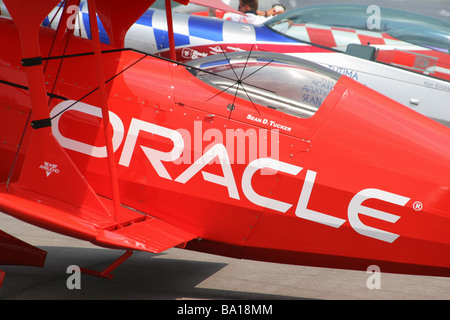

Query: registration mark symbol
413;201;423;211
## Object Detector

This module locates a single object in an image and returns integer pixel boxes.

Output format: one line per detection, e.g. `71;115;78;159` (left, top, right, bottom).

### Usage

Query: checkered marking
285;23;418;51
126;9;259;51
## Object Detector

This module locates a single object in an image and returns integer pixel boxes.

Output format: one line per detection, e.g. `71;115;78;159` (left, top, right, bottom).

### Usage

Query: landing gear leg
0;270;5;288
80;250;133;280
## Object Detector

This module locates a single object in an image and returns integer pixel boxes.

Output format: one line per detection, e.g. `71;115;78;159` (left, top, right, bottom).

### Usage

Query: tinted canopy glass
265;5;450;53
186;51;341;118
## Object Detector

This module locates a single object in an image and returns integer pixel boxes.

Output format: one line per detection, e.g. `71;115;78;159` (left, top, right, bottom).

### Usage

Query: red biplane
1;0;450;289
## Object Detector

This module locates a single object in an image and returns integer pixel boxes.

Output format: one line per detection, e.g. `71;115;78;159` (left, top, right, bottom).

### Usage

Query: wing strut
164;0;177;60
163;0;243;61
2;0;60;126
87;0;122;221
3;0;110;217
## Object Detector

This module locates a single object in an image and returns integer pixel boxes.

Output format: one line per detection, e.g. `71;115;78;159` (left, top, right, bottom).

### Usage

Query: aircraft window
185;52;340;119
265;5;450;54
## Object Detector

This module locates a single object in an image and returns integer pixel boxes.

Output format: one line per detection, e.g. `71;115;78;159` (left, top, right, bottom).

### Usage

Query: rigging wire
201;46;281;118
49;53;148;121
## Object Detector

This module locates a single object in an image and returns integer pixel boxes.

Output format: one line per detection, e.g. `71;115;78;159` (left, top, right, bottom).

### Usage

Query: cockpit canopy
265;5;450;54
186;51;341;119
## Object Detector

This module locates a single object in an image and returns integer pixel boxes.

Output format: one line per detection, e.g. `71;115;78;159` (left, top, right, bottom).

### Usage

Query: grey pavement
1;212;450;300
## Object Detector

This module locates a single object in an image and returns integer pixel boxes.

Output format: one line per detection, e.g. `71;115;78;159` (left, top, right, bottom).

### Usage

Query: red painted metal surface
0;229;46;287
0;230;46;266
0;0;449;280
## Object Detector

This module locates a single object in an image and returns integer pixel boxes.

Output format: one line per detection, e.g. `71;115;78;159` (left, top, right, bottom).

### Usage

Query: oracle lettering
51;101;124;157
118;118;184;180
348;189;408;243
50;101;410;243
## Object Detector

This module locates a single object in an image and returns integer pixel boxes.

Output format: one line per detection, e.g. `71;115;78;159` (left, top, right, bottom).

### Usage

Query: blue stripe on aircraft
188;16;223;42
153;29;191;50
153;29;167;49
82;11;110;44
255;25;296;43
173;33;191;47
136;10;154;28
136;10;190;49
43;16;50;27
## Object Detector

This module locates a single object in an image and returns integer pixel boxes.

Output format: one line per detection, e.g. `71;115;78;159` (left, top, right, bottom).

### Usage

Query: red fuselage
1;17;450;276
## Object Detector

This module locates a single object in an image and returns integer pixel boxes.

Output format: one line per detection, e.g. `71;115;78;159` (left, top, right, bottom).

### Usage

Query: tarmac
1;212;450;300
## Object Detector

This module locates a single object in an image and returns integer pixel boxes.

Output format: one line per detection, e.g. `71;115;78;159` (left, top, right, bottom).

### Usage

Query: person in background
223;0;285;24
